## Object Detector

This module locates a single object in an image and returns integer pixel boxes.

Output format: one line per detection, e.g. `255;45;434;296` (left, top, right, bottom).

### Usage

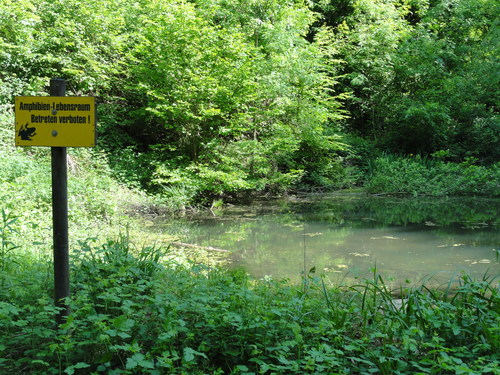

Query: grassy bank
1;237;498;374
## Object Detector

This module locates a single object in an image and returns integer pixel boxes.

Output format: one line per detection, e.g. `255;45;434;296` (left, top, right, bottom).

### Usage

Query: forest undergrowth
0;234;498;375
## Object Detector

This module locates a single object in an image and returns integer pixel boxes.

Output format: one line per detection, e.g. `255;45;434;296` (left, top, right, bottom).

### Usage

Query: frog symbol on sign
18;123;37;141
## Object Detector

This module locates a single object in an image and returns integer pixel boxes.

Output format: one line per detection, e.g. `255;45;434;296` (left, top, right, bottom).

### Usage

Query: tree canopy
1;0;498;202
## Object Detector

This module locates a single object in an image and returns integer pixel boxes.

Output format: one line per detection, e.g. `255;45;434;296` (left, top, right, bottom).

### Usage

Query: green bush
366;154;500;196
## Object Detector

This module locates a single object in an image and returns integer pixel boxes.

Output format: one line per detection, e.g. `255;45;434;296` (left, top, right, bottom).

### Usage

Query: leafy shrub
366;154;500;196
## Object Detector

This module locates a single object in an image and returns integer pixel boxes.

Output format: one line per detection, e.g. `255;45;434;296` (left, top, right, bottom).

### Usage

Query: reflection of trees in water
289;195;500;229
156;194;500;251
190;195;500;229
365;198;499;228
152;195;499;283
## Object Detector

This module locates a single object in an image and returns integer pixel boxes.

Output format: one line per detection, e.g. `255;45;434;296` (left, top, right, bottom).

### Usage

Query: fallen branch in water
170;241;230;253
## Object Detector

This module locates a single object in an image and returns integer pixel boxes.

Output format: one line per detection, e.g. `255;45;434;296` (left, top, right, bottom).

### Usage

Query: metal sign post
14;78;96;325
50;78;70;325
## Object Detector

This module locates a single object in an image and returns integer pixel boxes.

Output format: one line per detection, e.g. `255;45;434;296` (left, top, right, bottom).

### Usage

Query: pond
153;194;500;287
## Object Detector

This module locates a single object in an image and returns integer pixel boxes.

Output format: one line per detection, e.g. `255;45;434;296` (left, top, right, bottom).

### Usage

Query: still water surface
155;194;499;286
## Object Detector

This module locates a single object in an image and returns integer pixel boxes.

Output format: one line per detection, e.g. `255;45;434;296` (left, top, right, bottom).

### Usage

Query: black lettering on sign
31;115;58;123
58;115;87;124
19;102;51;111
54;103;91;111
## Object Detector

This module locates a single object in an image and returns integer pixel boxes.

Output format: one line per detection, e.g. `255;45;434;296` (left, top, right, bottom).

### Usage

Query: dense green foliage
320;0;499;162
1;237;498;374
1;1;498;373
366;154;500;196
0;0;350;204
1;0;497;204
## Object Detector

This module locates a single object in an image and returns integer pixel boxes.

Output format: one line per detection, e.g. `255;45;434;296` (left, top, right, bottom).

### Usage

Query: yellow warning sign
15;96;96;147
